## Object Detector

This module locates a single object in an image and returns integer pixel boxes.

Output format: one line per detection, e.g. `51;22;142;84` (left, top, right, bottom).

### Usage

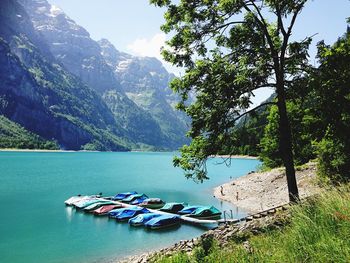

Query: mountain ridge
0;0;188;151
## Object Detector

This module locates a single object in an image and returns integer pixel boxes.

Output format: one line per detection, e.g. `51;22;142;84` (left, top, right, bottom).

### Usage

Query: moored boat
75;198;104;209
65;195;94;206
159;202;188;213
145;214;181;229
178;205;203;215
94;205;121;216
139;198;165;209
84;201;118;212
112;191;138;201
71;196;98;208
187;206;222;220
115;207;150;221
64;196;83;206
128;213;162;226
108;207;133;218
122;193;148;203
130;196;148;205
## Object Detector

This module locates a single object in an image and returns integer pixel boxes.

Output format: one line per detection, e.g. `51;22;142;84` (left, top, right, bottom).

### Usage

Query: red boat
93;204;121;216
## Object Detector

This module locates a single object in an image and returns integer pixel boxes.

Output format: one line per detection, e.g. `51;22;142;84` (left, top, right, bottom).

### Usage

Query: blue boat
178;205;203;215
139;198;165;209
115;207;150;221
128;213;162;226
145;214;181;229
159;202;188;213
108;207;132;218
130;196;148;205
112;191;138;201
122;193;148;203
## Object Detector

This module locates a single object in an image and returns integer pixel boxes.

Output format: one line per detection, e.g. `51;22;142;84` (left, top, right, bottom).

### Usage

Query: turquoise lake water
0;151;259;263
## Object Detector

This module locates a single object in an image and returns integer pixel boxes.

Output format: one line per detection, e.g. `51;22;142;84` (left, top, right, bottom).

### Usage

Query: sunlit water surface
0;151;259;263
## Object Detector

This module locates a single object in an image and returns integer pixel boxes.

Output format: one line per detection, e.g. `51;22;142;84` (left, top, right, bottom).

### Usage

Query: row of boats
64;191;222;229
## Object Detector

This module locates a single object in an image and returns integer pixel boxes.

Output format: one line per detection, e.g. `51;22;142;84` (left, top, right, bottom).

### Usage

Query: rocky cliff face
0;0;127;150
0;0;188;150
98;38;189;148
18;0;119;94
19;0;188;149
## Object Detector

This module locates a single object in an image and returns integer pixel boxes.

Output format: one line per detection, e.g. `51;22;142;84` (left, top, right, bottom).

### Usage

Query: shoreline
118;162;320;262
213;162;320;213
0;148;81;152
0;148;259;159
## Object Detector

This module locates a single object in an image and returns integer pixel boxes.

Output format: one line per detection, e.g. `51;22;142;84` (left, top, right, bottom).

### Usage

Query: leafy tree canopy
152;0;312;202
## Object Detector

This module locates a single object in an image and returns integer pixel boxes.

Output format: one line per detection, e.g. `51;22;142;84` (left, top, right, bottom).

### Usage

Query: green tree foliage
220;102;271;157
151;0;311;201
0;115;58;150
259;98;317;169
313;31;350;180
259;28;350;182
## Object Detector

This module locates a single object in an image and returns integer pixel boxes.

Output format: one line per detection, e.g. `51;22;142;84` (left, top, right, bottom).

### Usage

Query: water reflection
65;206;73;222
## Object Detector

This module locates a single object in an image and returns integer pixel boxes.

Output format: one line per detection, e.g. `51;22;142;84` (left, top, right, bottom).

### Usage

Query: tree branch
281;4;305;62
233;101;276;123
243;1;278;61
276;4;287;37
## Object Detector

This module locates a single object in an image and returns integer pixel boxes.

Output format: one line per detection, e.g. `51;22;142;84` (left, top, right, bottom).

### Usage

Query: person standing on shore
220;186;225;196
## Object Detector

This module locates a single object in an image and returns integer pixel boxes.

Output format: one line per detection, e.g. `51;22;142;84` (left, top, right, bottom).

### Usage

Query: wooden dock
76;196;291;228
100;198;221;228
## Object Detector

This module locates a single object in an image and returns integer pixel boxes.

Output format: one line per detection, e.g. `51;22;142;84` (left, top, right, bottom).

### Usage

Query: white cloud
127;33;166;60
127;33;183;76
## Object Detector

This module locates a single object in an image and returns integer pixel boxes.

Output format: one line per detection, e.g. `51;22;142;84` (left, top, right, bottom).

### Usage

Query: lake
0;151;259;263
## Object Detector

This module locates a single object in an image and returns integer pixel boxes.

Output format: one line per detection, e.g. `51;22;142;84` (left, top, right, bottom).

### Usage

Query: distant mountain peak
48;5;63;17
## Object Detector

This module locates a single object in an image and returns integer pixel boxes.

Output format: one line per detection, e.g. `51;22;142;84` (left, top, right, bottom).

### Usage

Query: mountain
0;0;188;151
0;0;128;150
18;0;188;150
98;38;189;148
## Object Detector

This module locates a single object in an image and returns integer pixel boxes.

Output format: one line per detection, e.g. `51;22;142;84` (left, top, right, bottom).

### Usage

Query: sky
47;0;350;105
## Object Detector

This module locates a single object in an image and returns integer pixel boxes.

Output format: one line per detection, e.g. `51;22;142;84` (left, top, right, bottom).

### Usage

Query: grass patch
155;185;350;262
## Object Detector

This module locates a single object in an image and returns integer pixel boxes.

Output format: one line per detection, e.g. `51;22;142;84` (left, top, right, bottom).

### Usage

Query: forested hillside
0;115;58;149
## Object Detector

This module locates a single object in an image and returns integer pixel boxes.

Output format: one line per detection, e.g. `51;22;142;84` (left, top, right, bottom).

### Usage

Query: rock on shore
118;212;289;263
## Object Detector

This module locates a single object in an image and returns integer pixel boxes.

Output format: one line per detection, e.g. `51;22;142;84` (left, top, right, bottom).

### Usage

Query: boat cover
145;214;180;228
130;197;148;205
190;206;222;216
178;205;203;215
68;196;91;206
112;191;138;200
76;199;103;209
143;198;163;204
74;198;99;209
128;213;162;226
64;196;83;205
116;207;149;220
84;201;115;211
159;202;188;213
108;205;142;218
122;193;148;203
94;205;120;215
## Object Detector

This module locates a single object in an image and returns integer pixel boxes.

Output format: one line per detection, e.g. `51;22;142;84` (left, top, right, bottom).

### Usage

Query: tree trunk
275;71;300;203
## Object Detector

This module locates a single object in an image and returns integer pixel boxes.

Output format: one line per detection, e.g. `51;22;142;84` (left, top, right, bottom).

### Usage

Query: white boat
64;195;87;206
